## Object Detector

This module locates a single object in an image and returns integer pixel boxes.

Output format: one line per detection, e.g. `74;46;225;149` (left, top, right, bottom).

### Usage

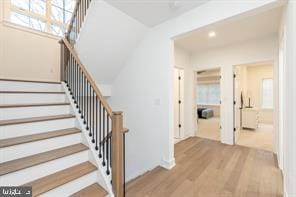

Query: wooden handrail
65;0;80;37
61;2;128;196
61;37;113;116
122;128;129;134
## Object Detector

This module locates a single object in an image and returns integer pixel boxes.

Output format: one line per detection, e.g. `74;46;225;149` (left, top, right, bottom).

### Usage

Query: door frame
174;67;185;140
194;67;222;142
232;60;277;151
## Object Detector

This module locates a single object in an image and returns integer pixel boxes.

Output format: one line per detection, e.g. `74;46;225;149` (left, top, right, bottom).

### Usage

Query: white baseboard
160;157;176;170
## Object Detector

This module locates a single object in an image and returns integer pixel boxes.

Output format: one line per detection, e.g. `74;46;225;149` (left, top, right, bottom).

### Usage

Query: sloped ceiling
105;0;210;27
75;0;148;84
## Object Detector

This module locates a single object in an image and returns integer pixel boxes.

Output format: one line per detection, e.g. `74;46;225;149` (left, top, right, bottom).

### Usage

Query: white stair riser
0;118;76;139
41;171;98;197
0;94;68;105
0;106;72;120
0;151;89;186
0;81;63;92
1;133;81;162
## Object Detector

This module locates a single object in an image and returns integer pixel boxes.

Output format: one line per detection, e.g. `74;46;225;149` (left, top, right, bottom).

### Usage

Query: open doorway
233;62;274;152
196;68;221;141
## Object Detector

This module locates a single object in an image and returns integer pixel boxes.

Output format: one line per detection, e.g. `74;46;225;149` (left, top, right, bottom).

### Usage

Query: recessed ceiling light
208;31;216;38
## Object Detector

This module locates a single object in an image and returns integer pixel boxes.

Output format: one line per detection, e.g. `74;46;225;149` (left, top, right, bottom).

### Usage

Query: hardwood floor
196;117;220;141
237;124;273;152
126;137;283;197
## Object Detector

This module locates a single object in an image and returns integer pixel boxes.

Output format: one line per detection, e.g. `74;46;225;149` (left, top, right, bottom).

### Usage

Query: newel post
112;111;124;197
59;39;64;82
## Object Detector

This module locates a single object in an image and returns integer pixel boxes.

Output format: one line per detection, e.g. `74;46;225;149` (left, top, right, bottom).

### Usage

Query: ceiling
174;6;283;53
105;0;210;27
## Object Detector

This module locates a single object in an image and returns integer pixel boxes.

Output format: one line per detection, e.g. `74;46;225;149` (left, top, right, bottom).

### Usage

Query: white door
234;67;241;143
174;68;184;139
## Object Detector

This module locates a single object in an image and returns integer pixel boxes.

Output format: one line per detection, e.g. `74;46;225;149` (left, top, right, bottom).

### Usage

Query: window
262;79;273;109
9;0;76;36
197;84;220;105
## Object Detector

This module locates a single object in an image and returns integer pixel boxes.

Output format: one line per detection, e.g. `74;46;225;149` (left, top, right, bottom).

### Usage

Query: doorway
233;62;274;152
196;68;221;141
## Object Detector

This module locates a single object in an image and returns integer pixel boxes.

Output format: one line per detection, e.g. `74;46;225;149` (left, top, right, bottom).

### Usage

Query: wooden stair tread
0;91;65;94
0;114;75;126
0;78;61;84
23;162;97;196
0;102;70;108
70;183;107;197
0;128;81;148
0;143;88;176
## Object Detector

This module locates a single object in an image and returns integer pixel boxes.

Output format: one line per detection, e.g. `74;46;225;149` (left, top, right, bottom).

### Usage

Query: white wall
174;46;195;139
190;35;278;145
191;35;278;69
279;2;296;196
0;1;60;82
75;0;148;85
110;0;281;181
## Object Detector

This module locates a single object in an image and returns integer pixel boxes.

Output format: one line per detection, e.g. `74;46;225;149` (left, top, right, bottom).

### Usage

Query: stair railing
60;1;128;196
66;0;92;45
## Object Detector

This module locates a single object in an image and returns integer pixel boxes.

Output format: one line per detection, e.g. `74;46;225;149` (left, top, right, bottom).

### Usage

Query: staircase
0;79;107;196
0;0;128;196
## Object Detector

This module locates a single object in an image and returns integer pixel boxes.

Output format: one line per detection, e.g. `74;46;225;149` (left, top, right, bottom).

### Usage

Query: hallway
126;137;283;197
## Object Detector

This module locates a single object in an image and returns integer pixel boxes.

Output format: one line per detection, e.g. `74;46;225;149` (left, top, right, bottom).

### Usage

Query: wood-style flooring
126;137;283;197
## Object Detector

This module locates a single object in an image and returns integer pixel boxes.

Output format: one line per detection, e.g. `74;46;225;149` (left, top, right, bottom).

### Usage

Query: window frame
6;0;74;37
261;78;273;109
197;83;221;106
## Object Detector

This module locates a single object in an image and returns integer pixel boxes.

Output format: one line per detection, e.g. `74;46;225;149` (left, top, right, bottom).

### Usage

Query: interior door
174;68;184;139
234;67;241;143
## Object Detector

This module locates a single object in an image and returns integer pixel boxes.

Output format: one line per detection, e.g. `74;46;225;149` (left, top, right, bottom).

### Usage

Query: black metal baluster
78;65;80;109
71;55;74;99
86;81;90;131
110;133;112;166
67;54;70;89
66;52;68;86
99;101;102;158
73;61;75;101
123;133;126;197
90;86;93;137
89;82;91;134
109;116;112;169
69;55;72;92
77;65;79;109
81;73;84;118
83;76;86;124
106;115;110;175
95;96;98;150
102;109;106;166
78;67;81;113
77;63;80;108
75;61;79;109
92;89;95;143
74;62;77;105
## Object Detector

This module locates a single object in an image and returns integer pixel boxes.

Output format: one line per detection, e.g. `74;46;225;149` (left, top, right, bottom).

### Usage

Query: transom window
9;0;76;36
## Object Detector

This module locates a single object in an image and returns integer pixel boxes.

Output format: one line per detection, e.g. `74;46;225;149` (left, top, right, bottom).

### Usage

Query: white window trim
1;19;61;40
3;0;71;37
